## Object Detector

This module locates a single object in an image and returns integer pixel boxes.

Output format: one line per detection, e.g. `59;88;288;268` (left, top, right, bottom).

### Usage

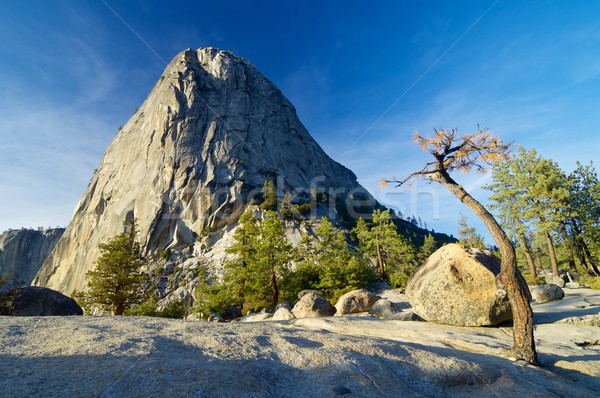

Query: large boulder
531;284;565;303
291;292;336;318
406;244;518;326
0;286;83;316
334;289;379;315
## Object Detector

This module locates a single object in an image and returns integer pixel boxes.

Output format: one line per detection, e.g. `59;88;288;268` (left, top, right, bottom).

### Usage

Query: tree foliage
352;209;417;286
295;217;377;300
75;219;146;315
197;209;292;315
457;213;486;250
259;180;277;211
486;147;600;276
417;233;438;264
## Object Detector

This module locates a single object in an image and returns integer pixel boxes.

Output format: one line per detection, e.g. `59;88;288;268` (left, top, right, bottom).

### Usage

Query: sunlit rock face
0;228;64;291
34;48;374;294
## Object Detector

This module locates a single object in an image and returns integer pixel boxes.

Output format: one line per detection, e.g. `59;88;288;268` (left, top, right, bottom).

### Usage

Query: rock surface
334;289;379;315
406;244;517;326
33;48;376;295
1;300;599;398
556;314;600;327
532;284;565;303
292;292;336;318
0;228;64;291
0;286;82;316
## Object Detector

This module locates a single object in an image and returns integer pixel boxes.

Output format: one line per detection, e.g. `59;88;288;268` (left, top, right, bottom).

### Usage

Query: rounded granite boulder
406;244;522;326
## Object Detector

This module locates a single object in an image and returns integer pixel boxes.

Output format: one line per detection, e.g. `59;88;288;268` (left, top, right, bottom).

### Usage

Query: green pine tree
76;218;146;315
260;180;277;211
418;233;438;263
310;217;376;300
352;209;417;286
566;161;600;275
457;213;487;250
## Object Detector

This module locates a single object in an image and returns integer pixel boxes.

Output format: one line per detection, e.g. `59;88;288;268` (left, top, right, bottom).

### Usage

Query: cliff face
0;228;64;291
34;48;375;294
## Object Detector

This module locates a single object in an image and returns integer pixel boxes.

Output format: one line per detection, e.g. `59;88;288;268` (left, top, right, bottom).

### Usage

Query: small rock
335;289;380;315
531;284;565;303
367;281;392;293
544;273;565;288
0;286;83;316
240;312;273;322
369;299;403;319
208;313;225;323
565;282;580;289
272;307;295;321
292;292;336;318
392;310;423;321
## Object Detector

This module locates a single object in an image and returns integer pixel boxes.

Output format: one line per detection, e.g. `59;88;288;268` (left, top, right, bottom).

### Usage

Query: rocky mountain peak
34;47;374;294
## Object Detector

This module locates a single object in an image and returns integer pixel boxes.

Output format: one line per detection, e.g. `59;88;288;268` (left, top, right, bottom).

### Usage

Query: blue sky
1;1;599;243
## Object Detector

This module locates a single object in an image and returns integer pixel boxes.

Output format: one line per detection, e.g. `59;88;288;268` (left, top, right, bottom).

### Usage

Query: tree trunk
574;236;590;271
112;301;125;316
559;222;578;273
545;232;559;276
376;242;385;281
434;170;537;364
571;222;599;275
519;232;537;277
581;239;600;275
270;270;279;307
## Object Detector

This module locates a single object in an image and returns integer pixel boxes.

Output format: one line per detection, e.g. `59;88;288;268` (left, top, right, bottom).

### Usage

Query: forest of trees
194;204;439;318
486;147;600;279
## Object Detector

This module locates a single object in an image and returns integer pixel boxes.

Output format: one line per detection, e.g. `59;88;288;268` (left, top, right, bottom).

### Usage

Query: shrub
579;275;600;290
388;271;411;289
125;296;185;318
521;272;545;286
159;249;170;259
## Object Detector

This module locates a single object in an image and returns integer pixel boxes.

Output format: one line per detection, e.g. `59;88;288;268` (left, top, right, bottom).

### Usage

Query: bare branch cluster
381;127;513;188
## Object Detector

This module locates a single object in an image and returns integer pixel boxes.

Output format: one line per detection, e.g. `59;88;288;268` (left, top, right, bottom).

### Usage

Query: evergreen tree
210;209;292;313
566;162;600;275
457;213;487;250
223;208;260;307
486;159;538;276
418;233;438;263
486;147;570;276
278;192;293;220
293;217;376;300
352;209;417;285
260;180;277;211
251;211;292;308
77;218;146;315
